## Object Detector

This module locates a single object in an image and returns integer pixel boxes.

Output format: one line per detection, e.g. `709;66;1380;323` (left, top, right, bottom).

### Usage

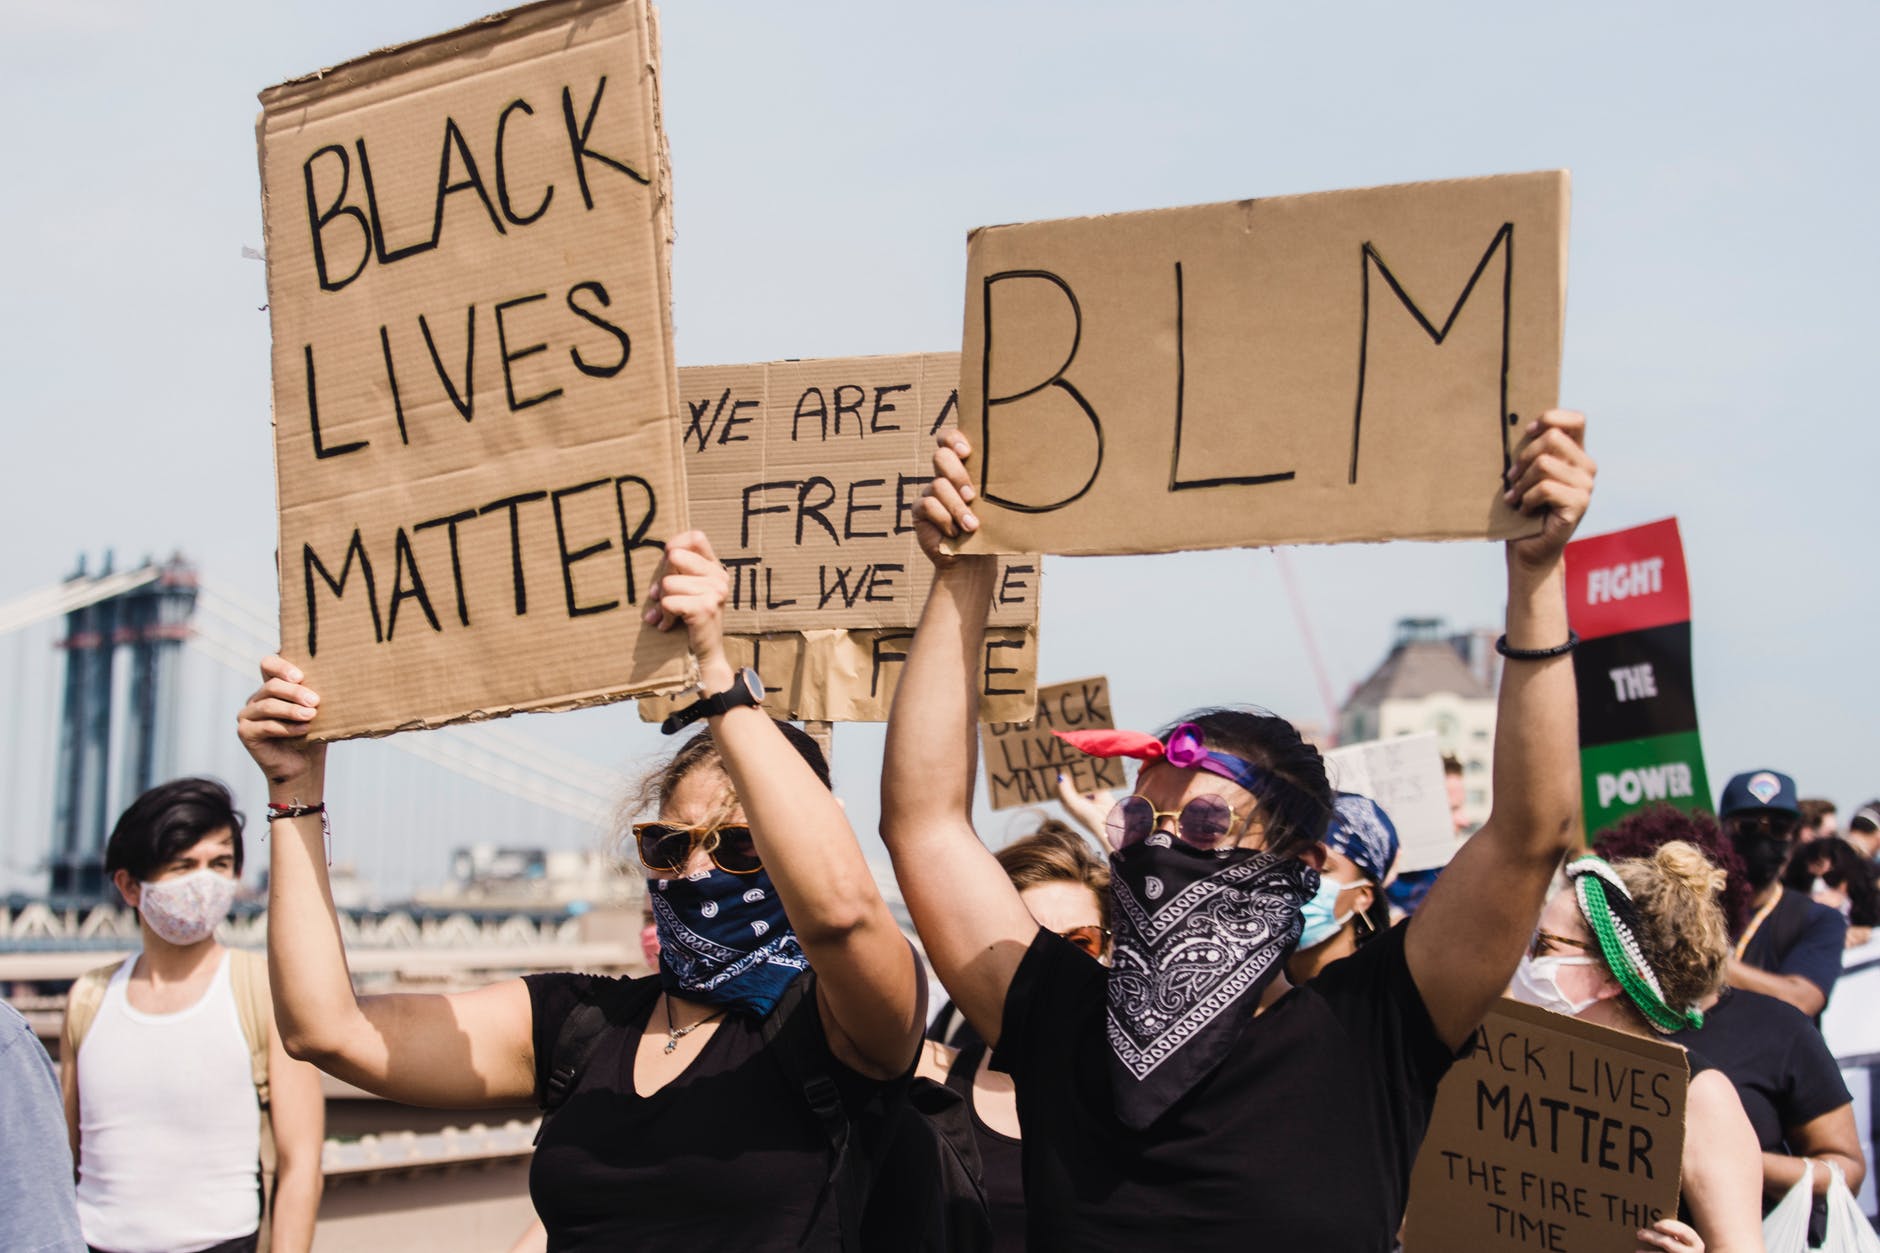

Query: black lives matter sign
258;0;690;739
981;677;1116;810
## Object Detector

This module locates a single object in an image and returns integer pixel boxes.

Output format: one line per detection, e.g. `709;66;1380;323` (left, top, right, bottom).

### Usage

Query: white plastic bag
1764;1160;1815;1253
1822;1160;1880;1253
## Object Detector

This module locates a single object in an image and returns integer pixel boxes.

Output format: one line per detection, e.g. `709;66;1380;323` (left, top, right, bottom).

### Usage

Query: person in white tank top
60;778;325;1253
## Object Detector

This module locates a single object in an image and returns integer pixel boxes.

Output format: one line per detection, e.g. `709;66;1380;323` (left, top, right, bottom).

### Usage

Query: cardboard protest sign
1564;519;1710;834
635;626;1037;724
259;0;689;740
953;171;1568;557
980;677;1115;810
1324;732;1456;873
677;353;1039;632
1403;999;1689;1253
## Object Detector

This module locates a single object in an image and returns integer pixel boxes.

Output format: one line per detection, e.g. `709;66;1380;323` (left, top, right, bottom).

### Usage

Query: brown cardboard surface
955;171;1569;556
634;627;1036;724
1403;999;1689;1253
676;353;1038;633
981;677;1116;809
259;0;692;740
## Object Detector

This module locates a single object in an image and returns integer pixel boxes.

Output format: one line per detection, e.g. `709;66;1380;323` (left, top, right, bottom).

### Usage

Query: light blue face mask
1297;874;1365;950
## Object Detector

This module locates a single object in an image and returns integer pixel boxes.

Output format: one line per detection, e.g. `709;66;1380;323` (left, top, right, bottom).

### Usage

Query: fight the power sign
1564;518;1710;832
259;0;690;740
954;171;1568;557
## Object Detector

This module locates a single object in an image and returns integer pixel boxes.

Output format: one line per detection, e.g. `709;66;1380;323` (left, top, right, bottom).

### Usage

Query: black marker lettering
843;479;887;540
795;477;837;545
433;116;507;241
870;384;909;434
1168;260;1294;491
551;478;618;617
740;482;794;548
478;491;547;615
980;270;1102;512
494;99;554;226
386;527;441;640
832;384;865;436
983;637;1025;696
566;280;631;378
562;77;650;210
792;388;828;442
302;145;369;293
379;326;409;445
414;509;477;626
870;632;912;697
419;305;476;423
303;529;381;657
611;474;661;605
304;345;367;459
494;293;563;412
354;137;435;267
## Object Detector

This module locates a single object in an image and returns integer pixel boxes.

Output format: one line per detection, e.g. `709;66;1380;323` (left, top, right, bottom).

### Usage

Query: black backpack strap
761;971;868;1252
534;976;651;1146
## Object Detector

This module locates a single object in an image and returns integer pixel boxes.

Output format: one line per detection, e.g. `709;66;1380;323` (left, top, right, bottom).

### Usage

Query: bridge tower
49;554;198;901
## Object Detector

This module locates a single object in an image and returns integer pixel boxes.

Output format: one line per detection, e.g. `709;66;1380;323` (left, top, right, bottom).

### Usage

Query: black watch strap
660;667;764;736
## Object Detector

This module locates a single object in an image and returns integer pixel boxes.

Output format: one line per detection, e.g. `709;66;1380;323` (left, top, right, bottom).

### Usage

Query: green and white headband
1565;855;1704;1035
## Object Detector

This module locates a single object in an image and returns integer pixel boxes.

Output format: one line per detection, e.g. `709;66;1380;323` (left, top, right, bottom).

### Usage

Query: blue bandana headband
1324;793;1400;885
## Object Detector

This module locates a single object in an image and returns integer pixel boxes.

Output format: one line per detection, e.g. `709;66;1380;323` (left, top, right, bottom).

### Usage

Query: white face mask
137;868;237;946
1508;953;1605;1017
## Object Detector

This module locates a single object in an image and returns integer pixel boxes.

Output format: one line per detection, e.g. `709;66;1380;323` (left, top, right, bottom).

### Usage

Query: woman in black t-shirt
881;412;1597;1251
238;531;926;1251
916;821;1113;1252
1508;843;1765;1251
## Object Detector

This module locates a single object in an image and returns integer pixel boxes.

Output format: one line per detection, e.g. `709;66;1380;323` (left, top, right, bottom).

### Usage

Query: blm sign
1564;519;1710;833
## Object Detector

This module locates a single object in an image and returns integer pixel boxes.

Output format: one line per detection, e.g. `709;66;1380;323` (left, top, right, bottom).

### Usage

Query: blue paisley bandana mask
1105;838;1317;1129
651;867;807;1017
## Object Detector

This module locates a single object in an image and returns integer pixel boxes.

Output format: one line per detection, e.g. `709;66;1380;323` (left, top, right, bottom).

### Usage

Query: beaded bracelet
1495;631;1580;660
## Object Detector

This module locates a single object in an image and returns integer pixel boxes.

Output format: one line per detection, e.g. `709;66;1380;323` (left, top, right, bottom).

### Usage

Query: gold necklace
663;997;725;1054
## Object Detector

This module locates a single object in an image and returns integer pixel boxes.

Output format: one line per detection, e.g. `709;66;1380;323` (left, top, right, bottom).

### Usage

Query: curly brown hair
1608;841;1733;1012
1593;804;1754;936
996;820;1112;934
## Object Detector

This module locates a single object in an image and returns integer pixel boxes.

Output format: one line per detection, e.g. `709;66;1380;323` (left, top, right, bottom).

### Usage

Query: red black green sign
1564;518;1710;833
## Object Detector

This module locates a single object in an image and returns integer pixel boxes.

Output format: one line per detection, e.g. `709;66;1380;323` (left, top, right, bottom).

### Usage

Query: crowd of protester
3;408;1873;1251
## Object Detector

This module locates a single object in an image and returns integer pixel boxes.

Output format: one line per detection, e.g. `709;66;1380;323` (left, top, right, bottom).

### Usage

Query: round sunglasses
633;822;762;876
1104;793;1250;853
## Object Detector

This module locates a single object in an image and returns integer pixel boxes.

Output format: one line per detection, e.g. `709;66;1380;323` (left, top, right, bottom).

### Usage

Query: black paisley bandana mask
1105;836;1318;1129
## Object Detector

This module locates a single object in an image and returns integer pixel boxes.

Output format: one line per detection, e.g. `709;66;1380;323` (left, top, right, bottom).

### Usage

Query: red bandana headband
1053;722;1265;796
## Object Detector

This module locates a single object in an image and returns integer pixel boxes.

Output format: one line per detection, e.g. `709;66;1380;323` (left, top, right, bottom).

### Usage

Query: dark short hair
1157;708;1334;859
104;778;245;882
1798;798;1837;828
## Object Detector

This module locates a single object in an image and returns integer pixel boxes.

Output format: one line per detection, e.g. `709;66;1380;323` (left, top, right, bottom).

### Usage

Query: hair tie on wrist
266;802;332;866
1496;632;1579;660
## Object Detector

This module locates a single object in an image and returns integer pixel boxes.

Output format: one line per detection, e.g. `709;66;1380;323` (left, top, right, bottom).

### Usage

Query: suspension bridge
0;553;660;909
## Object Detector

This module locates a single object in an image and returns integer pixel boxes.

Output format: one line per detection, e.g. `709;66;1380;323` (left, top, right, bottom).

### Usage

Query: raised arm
238;659;536;1107
646;532;923;1079
1407;410;1596;1049
879;432;1044;1047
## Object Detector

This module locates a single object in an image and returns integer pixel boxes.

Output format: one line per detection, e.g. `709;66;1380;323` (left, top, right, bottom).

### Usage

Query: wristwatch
661;667;766;736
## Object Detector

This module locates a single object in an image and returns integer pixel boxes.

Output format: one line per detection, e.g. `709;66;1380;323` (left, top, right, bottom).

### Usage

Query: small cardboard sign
635;626;1037;724
980;677;1116;810
677;353;1039;633
1324;733;1455;873
954;171;1568;557
1403;999;1689;1253
259;0;690;740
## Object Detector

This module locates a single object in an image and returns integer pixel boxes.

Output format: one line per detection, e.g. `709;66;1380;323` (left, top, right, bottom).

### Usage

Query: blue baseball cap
1323;793;1400;885
1718;770;1799;818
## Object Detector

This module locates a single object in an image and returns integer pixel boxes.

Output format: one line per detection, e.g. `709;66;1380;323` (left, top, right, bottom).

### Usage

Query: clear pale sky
2;0;1874;892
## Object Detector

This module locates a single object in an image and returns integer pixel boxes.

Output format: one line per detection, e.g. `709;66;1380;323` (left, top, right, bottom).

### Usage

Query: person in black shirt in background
1506;843;1764;1251
239;531;926;1252
1782;835;1879;948
1596;807;1866;1227
918;822;1112;1253
1717;769;1847;1016
882;410;1595;1252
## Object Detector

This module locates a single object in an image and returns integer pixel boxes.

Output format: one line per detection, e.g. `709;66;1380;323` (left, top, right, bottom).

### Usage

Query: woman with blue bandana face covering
240;531;928;1252
1287;792;1400;983
883;410;1599;1252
